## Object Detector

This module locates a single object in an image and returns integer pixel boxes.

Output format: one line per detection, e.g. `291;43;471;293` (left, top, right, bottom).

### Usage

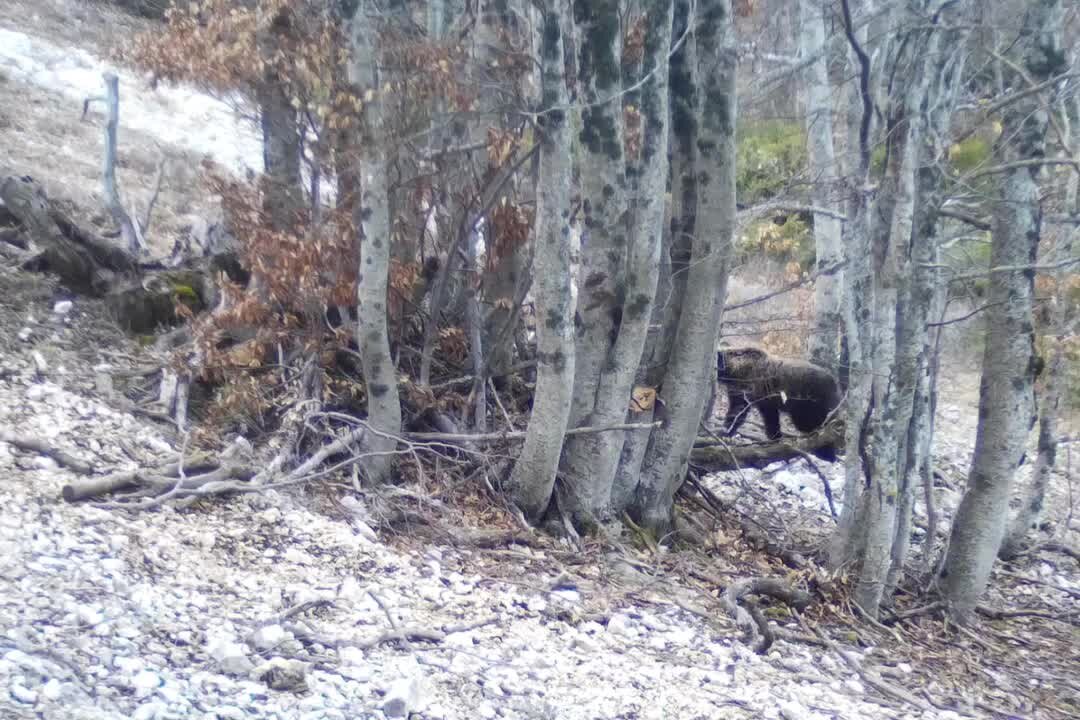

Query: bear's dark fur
716;346;842;461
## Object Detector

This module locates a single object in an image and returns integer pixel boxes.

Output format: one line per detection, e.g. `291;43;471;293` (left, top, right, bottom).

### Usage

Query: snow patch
0;27;261;174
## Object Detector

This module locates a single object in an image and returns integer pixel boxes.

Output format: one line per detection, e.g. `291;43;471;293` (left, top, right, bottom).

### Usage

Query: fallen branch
406;421;663;444
60;449;246;503
288;617;498;652
691;422;844;471
0;431;93;475
1037;541;1080;563
996;569;1080;600
976;605;1080;625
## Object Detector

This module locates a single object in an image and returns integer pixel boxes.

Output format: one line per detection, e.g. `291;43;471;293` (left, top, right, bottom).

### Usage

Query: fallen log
1;175;133;294
2;174;215;332
691;421;844;471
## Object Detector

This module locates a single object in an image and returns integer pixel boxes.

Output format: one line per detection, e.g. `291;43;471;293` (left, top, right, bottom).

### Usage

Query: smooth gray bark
507;0;576;522
613;0;694;507
561;0;673;527
799;0;843;370
829;0;876;571
559;0;630;525
841;2;969;616
631;0;735;537
348;1;403;484
942;0;1064;625
1000;93;1079;559
886;39;968;596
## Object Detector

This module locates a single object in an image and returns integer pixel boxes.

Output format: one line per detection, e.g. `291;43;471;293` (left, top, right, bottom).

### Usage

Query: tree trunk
885;38;968;596
347;1;403;485
829;0;877;572
612;0;692;505
560;0;673;528
630;0;735;537
848;3;970;617
256;10;304;234
507;0;576;522
557;0;630;526
799;0;843;370
1000;92;1078;559
942;0;1064;625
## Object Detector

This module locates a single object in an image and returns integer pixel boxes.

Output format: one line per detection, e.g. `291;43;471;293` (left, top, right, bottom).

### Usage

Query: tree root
721;577;812;654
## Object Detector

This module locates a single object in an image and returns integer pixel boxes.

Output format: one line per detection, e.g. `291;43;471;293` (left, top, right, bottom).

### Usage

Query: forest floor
1;2;1079;719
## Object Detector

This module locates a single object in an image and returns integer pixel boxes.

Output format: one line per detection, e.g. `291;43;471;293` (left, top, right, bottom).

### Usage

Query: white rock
132;669;162;698
551;589;581;604
53;300;73;316
76;604;104;626
17;327;33;341
208;706;246;720
779;700;811;720
250;624;286;651
843;678;865;694
207;640;254;676
606;613;635;636
10;684;38;704
382;674;426;718
40;678;62;700
338;646;365;666
32;352;48;375
26;384;46;401
477;701;497;719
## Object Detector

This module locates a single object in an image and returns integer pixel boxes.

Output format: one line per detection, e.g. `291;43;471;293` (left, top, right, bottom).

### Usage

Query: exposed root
721;577;812;654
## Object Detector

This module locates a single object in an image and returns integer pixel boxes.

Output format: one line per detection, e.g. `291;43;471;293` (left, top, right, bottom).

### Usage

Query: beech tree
558;0;674;528
942;0;1066;624
346;0;403;484
799;0;843;370
506;0;576;522
1001;88;1079;558
829;0;971;617
631;0;737;536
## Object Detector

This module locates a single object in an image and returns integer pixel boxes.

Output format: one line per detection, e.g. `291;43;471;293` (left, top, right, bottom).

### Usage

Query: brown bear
716;345;842;461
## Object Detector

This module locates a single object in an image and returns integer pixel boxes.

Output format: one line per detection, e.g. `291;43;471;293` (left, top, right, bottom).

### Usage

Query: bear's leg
723;391;751;435
760;400;783;440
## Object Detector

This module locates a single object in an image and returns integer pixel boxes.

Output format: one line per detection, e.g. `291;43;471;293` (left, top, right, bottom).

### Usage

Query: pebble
0;269;1016;720
10;683;38;704
382;673;425;718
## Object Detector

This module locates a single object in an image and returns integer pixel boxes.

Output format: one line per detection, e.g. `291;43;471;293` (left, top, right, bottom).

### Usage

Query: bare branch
724;260;847;312
1;431;93;475
736;201;847;226
966;157;1079;180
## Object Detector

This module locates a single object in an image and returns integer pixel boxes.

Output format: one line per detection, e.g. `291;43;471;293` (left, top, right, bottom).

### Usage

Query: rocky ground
0;268;968;720
1;2;1079;719
1;253;1077;720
